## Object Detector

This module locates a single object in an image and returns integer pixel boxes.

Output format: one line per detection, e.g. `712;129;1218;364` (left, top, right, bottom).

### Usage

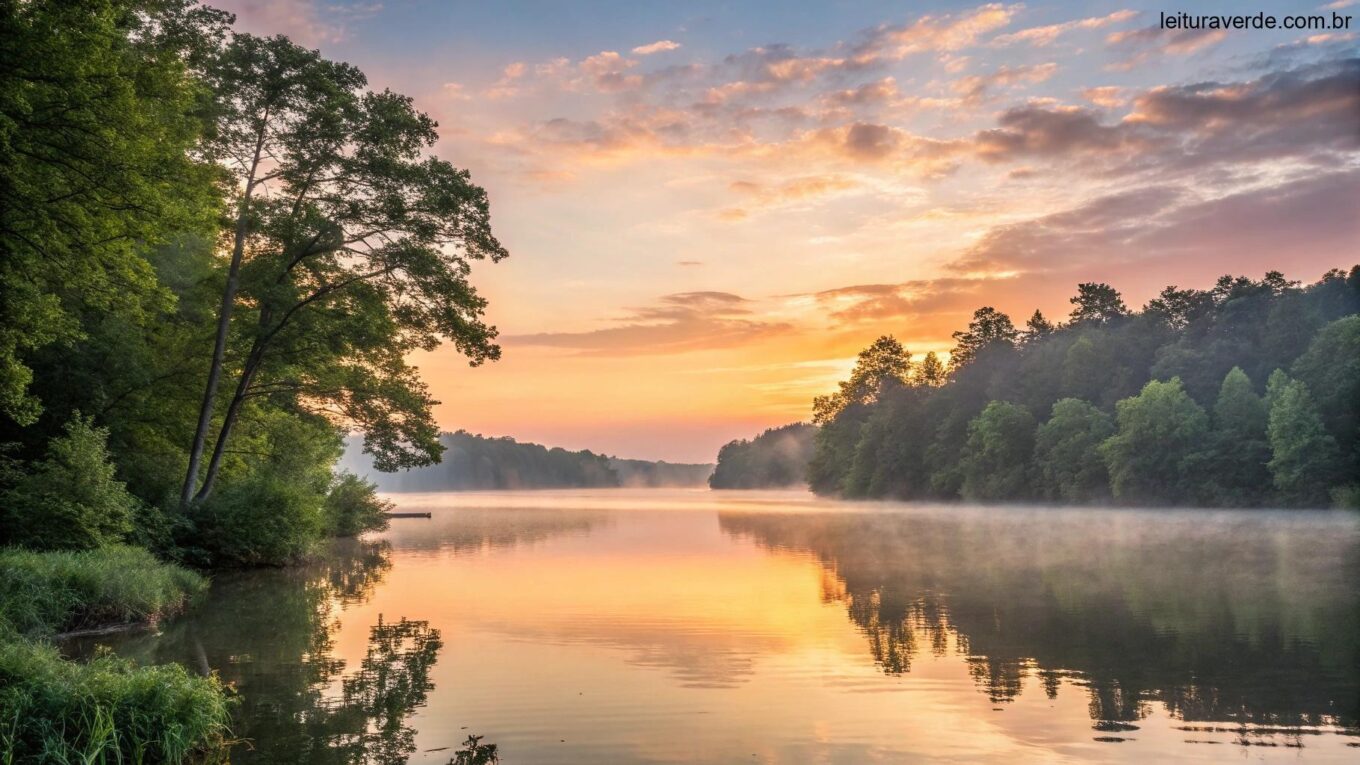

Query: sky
213;0;1359;462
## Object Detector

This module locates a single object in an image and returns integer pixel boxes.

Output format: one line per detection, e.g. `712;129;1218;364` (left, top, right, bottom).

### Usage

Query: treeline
810;269;1360;508
709;423;817;489
340;432;713;491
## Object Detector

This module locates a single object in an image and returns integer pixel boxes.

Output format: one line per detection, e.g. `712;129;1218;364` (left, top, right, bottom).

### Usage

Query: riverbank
0;546;232;762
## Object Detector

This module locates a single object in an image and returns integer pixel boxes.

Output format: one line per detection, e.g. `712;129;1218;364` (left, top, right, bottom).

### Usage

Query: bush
190;472;324;567
0;637;231;763
323;472;392;537
0;546;206;638
0;416;139;550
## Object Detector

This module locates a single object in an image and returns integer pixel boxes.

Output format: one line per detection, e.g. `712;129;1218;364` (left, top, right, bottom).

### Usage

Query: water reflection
69;494;1360;762
69;540;439;764
719;508;1360;733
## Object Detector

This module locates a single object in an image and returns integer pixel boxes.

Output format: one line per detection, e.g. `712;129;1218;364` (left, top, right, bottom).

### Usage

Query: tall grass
0;637;232;763
0;546;207;637
0;547;230;762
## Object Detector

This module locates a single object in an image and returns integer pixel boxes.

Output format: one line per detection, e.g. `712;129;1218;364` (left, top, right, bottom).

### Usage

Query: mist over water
73;490;1360;763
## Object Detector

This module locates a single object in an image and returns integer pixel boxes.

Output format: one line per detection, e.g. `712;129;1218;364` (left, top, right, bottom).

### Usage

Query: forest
340;431;713;491
804;270;1360;507
708;423;816;489
0;1;506;759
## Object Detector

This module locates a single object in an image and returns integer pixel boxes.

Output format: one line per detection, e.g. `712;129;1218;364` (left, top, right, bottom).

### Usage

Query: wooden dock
385;512;432;519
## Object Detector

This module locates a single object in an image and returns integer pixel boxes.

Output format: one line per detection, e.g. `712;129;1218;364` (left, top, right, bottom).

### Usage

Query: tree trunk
192;338;263;503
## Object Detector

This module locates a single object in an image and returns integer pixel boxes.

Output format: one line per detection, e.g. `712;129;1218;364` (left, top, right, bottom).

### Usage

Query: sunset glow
217;0;1359;461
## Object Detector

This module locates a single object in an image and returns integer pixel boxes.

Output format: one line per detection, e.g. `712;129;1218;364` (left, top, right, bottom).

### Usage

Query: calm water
74;490;1360;763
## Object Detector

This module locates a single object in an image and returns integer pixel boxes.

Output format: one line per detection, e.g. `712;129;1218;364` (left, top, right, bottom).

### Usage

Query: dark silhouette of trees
710;423;816;489
806;268;1360;507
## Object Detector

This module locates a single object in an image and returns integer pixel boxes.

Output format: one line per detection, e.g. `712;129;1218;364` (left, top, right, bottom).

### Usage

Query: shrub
0;416;138;550
0;637;231;763
190;471;324;567
0;546;206;638
323;472;392;538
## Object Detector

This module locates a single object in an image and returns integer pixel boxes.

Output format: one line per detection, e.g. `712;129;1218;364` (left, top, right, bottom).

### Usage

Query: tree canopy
806;268;1360;507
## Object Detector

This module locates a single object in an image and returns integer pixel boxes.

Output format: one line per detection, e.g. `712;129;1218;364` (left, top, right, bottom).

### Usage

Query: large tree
1267;374;1340;507
0;0;226;426
181;34;507;504
1100;378;1209;505
958;400;1036;502
812;335;911;424
1033;398;1113;504
949;307;1017;371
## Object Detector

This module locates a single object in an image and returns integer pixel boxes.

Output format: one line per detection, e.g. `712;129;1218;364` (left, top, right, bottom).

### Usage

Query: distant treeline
804;268;1360;508
709;423;817;489
342;431;712;491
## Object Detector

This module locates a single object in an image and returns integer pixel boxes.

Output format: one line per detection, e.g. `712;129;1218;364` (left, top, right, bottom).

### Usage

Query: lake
71;489;1360;763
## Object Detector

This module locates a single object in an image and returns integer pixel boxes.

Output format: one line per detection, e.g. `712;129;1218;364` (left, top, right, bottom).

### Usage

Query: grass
0;546;208;638
0;546;231;763
0;637;232;764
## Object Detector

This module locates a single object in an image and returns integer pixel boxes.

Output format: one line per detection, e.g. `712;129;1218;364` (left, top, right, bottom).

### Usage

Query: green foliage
1267;375;1341;507
710;423;817;489
323;472;392;538
0;637;231;763
190;470;325;568
1100;378;1209;505
1033;399;1113;503
182;30;509;504
914;351;946;386
813;336;911;424
958;401;1036;502
949;307;1017;371
1068;282;1129;325
1290;315;1360;475
808;269;1360;506
1194;367;1271;506
0;546;205;638
0;0;226;425
0;416;138;550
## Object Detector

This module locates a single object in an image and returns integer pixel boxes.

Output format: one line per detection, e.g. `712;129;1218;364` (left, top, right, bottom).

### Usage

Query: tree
914;351;946;386
1033;398;1113;503
1195;367;1271;506
709;423;816;489
182;34;507;504
0;416;137;550
1290;316;1360;475
1267;375;1340;507
0;0;226;425
1069;283;1128;325
958;401;1036;501
1145;286;1213;330
1100;378;1209;505
949;307;1017;371
812;336;911;424
1022;310;1055;343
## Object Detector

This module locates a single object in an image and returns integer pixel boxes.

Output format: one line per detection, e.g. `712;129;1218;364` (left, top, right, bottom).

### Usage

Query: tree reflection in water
719;509;1360;733
77;539;444;763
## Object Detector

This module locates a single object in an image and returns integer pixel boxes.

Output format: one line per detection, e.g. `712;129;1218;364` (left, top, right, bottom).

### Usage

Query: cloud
811;279;995;323
992;9;1137;47
505;292;793;354
974;105;1154;164
1081;86;1127;108
849;3;1022;63
951;170;1360;275
972;57;1360;173
633;40;682;55
1106;25;1227;70
952;62;1058;103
